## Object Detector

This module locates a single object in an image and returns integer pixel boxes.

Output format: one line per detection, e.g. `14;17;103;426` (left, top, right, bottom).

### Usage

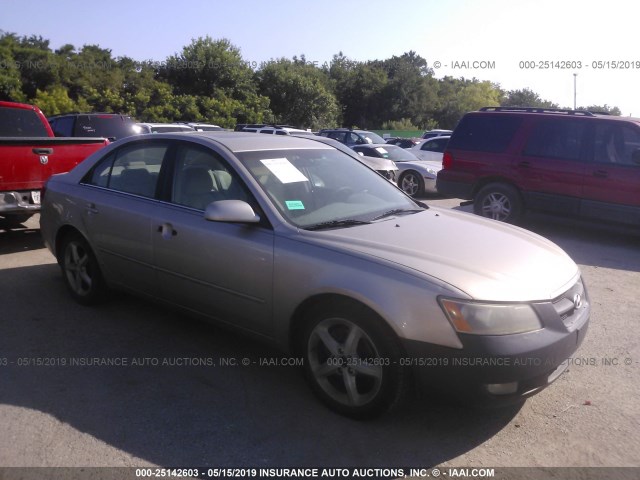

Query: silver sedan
40;132;590;418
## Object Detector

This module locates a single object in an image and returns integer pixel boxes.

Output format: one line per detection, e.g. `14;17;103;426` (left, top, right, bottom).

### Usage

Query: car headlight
425;167;437;175
439;298;542;335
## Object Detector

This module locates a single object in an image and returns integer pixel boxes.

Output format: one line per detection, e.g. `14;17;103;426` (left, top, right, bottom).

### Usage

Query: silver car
352;144;441;197
40;132;590;419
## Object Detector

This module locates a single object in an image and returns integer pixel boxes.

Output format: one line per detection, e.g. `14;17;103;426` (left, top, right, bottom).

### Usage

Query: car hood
305;207;579;301
397;160;442;172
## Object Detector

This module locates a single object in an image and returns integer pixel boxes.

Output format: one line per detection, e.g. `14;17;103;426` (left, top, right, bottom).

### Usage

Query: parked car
234;123;297;132
410;135;451;161
421;129;453;139
136;123;195;134
244;126;315;136
41;132;589;419
385;137;422;149
0;101;109;225
353;144;440;197
49;113;140;141
183;123;224;132
318;128;386;147
437;107;640;225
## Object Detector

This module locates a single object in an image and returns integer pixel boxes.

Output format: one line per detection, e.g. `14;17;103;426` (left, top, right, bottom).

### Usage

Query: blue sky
3;0;640;115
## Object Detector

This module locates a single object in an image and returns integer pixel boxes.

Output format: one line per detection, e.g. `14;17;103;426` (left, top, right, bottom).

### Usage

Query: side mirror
204;200;260;223
632;149;640;165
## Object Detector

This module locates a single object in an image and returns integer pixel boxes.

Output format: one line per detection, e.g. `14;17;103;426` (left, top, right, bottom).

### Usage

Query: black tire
300;300;408;419
474;183;523;223
0;214;33;228
58;233;106;305
399;171;425;198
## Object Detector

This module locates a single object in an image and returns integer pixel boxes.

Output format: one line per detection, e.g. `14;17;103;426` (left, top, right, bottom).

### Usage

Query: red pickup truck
0;101;109;226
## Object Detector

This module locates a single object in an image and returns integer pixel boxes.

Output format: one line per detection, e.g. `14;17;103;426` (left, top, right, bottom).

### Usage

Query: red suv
437;107;640;226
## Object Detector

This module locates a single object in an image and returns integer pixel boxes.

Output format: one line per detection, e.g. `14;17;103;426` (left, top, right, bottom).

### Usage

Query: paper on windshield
260;158;308;183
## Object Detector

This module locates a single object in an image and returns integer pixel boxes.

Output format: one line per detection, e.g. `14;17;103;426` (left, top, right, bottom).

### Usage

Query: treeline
0;32;622;130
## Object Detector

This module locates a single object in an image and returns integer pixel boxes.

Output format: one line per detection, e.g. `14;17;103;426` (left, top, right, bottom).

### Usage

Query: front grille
552;278;588;330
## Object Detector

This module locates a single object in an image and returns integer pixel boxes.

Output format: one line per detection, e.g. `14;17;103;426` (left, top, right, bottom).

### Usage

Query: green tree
0;32;25;101
577;104;622;115
434;77;502;129
501;88;558;108
34;85;76;115
256;58;340;129
159;36;271;124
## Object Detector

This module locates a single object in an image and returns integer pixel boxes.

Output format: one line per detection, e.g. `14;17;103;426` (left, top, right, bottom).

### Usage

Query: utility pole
573;73;577;110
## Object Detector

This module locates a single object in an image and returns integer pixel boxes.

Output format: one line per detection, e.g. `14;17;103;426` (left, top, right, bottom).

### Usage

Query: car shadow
0;263;521;468
0;226;44;254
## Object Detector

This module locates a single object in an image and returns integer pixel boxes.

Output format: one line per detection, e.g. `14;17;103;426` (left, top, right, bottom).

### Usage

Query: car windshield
236;147;423;229
359;131;386;144
363;145;419;162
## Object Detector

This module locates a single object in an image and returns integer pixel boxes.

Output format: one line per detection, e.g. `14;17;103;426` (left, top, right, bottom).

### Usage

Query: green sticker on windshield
286;200;305;210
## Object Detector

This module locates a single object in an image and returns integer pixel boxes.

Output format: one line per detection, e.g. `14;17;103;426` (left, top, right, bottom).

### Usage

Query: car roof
150;131;336;153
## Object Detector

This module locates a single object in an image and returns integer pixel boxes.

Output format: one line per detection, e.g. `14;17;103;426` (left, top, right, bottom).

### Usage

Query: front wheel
399;171;425;197
474;183;523;223
300;301;408;419
59;233;106;305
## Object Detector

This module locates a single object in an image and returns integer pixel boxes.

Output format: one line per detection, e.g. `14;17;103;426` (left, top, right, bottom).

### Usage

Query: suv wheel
474;183;523;223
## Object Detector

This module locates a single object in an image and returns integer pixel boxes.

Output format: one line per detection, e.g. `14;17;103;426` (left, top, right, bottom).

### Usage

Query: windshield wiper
372;208;425;221
304;219;372;231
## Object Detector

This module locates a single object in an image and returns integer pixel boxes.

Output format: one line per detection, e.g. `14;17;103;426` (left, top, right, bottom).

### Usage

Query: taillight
442;151;454;169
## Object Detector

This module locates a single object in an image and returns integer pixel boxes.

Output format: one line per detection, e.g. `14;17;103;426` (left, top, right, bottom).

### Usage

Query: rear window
74;115;139;139
448;114;522;153
0;107;49;137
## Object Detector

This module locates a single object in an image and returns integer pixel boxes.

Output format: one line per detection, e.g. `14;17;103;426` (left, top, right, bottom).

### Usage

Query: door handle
86;202;98;214
157;223;178;239
32;148;54;155
592;170;608;178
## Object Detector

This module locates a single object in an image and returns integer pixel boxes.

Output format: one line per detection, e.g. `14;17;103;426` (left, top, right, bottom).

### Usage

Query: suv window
72;115;138;139
50;116;74;137
0;107;49;136
326;131;346;143
593;122;640;166
448;115;521;152
524;119;586;161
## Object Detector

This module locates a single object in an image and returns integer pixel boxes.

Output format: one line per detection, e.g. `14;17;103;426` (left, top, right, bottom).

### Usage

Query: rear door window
85;142;170;198
524;119;586;161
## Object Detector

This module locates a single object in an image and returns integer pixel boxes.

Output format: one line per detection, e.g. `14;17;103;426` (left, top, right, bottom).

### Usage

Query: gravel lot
0;200;638;474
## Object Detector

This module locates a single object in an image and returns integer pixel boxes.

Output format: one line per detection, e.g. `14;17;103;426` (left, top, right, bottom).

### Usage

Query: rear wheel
399;171;425;197
59;233;106;305
300;301;408;419
474;183;523;223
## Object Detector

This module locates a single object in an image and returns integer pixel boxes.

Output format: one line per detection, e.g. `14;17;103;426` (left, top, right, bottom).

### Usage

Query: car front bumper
402;286;590;406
